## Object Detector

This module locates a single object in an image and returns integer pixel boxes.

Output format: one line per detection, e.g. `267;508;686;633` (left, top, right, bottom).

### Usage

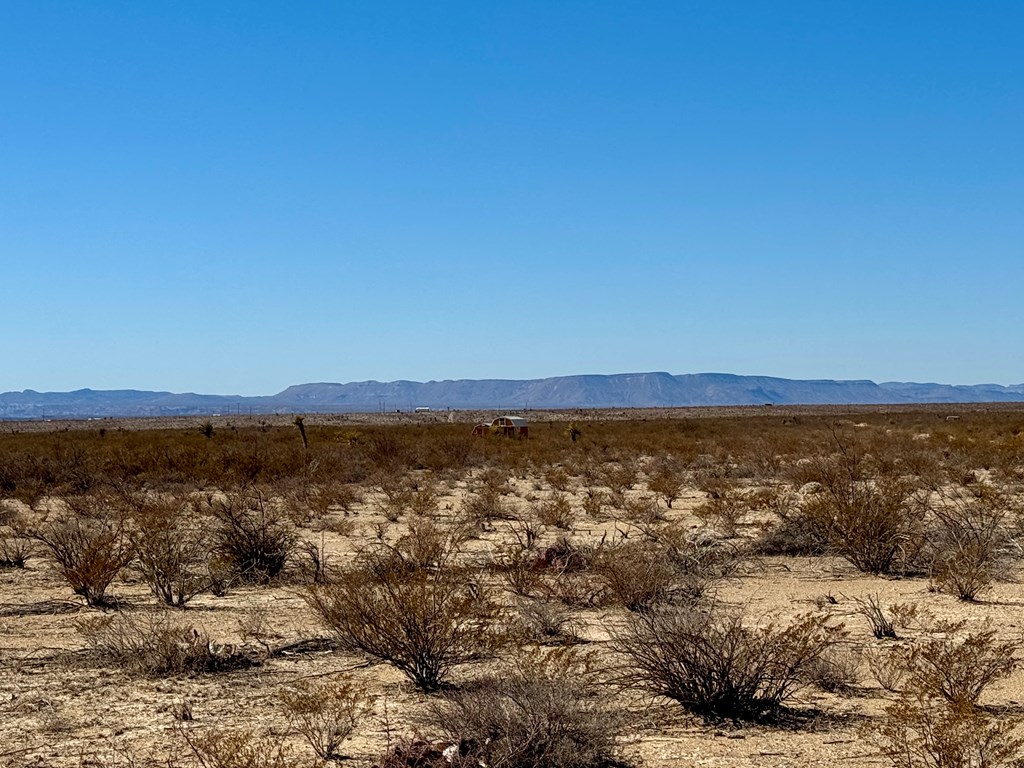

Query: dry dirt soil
2;407;1023;767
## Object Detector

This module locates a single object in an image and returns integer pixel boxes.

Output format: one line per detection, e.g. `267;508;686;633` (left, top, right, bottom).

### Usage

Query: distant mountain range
2;373;1023;420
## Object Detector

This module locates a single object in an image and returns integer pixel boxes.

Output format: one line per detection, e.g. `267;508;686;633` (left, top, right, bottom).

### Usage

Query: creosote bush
875;627;1023;768
200;488;297;584
279;677;372;760
905;625;1017;709
925;483;1022;601
614;603;836;721
131;498;212;607
181;727;305;768
33;509;134;606
306;547;502;692
78;612;260;676
425;647;628;768
796;450;926;574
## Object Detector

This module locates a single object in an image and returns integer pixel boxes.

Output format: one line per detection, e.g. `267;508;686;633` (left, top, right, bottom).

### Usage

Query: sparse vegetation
614;603;836;721
305;541;502;691
4;407;1024;765
33;505;134;606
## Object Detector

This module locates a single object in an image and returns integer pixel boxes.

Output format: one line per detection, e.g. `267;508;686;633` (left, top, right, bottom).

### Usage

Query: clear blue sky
2;2;1021;395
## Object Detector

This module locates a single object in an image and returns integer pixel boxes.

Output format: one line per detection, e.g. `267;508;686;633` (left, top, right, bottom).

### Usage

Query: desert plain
2;404;1024;768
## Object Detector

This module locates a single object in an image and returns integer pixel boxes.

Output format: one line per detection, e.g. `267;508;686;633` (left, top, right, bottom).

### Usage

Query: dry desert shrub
279;677;372;760
877;695;1024;768
305;552;502;692
543;465;573;492
614;603;836;722
0;513;33;567
875;627;1024;768
78;612;260;676
855;594;899;639
424;647;629;768
199;488;297;584
130;498;212;607
181;727;310;768
463;469;517;528
378;517;472;573
796;453;926;575
594;540;680;611
533;492;576;530
866;645;911;693
645;455;688;509
751;487;829;556
288;480;362;527
924;482;1022;601
493;541;546;598
905;625;1017;709
32;509;134;606
512;598;584;645
805;645;861;695
375;738;455;768
0;532;33;567
594;529;743;612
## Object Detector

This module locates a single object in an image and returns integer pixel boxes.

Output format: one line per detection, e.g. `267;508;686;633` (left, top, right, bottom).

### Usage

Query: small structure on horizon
472;415;529;439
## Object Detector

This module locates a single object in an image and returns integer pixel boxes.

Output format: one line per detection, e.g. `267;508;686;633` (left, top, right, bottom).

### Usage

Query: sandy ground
3;474;1023;767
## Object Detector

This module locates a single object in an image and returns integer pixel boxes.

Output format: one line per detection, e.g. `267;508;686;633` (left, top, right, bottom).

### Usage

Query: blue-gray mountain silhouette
2;373;1023;419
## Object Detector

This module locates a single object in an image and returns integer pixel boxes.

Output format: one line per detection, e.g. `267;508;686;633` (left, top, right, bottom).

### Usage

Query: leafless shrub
602;462;638;501
594;540;681;611
463;483;516;528
78;612;260;676
291;481;362;526
425;647;628;768
408;480;441;517
805;645;861;695
855;594;898;639
906;625;1017;709
656;525;744;600
542;570;607;609
298;539;330;585
493;542;545;597
646;456;687;509
614;494;665;527
181;727;304;768
201;488;297;584
373;471;414;522
890;602;924;630
580;488;608;519
375;738;452;768
131;499;212;607
512;599;584;645
366;518;471;576
614;603;836;721
0;515;33;567
866;646;910;693
798;454;926;574
533;493;576;530
33;511;134;607
544;466;573;492
877;694;1024;768
306;558;502;692
279;677;372;760
751;489;829;556
874;627;1024;768
925;483;1022;601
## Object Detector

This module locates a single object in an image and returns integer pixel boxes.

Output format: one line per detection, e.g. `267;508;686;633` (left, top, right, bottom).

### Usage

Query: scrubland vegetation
2;407;1024;767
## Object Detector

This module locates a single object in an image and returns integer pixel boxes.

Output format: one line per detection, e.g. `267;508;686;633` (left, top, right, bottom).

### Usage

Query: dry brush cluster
2;409;1024;767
